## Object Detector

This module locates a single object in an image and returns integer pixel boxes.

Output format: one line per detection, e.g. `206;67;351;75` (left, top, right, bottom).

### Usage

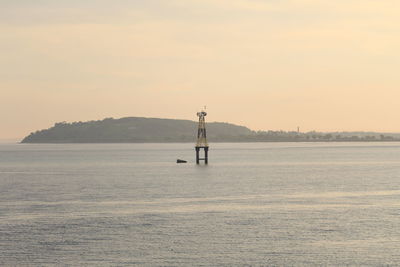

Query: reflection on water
1;142;400;266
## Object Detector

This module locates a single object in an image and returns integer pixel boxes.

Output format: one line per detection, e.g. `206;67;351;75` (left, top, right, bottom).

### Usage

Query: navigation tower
195;109;209;164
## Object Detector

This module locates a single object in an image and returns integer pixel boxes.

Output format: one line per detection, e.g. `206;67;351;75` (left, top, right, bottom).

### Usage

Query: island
21;117;400;143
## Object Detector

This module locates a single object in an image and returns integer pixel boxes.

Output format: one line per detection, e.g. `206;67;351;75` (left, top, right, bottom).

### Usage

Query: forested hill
21;117;253;143
21;117;400;143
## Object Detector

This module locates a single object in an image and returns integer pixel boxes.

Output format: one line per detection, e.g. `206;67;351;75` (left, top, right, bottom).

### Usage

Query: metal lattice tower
195;109;209;164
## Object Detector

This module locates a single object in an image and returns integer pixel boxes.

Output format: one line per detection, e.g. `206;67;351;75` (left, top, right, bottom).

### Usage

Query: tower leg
195;147;200;164
204;147;209;164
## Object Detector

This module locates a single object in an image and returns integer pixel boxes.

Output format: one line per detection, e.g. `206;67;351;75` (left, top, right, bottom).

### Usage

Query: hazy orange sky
1;0;400;139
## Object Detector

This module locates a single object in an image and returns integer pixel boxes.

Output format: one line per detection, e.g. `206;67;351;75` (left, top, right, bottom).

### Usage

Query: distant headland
21;117;400;143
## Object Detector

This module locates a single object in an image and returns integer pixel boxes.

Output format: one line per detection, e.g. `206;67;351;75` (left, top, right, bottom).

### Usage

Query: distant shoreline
20;117;400;144
17;140;400;144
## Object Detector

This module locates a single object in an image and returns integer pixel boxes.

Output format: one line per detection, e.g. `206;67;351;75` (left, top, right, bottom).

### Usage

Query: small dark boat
176;159;187;163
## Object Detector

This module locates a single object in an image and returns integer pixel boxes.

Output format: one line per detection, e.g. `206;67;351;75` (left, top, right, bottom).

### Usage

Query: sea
0;142;399;266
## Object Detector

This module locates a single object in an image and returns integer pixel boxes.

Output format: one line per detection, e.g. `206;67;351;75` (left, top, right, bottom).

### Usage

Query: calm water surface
0;142;400;266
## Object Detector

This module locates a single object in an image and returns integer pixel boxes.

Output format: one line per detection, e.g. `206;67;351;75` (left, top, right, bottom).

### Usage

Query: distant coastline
21;117;400;143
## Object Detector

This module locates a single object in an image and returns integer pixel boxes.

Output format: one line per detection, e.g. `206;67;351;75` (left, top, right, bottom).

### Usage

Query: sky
1;0;400;139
